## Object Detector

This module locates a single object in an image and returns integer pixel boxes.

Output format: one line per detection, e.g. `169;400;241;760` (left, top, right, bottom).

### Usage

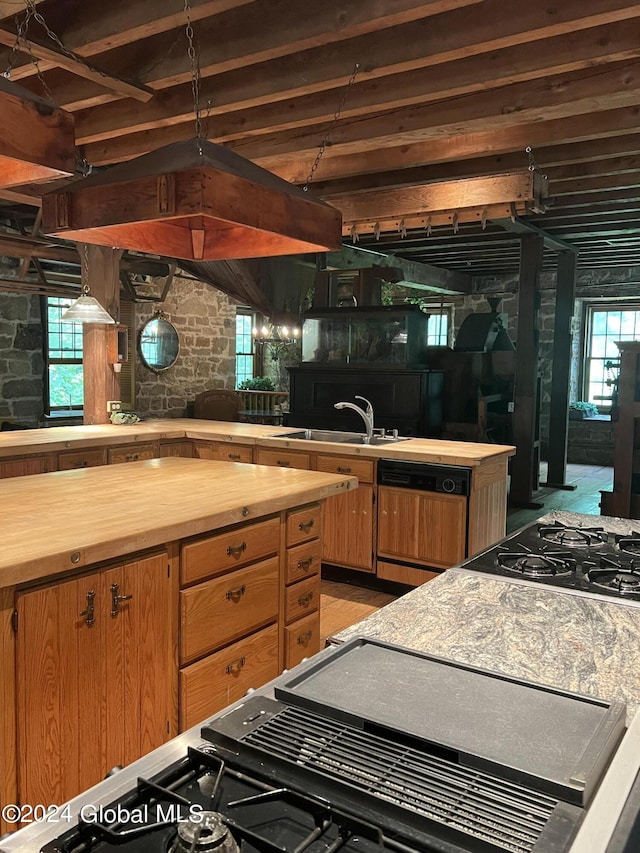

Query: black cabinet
285;366;443;437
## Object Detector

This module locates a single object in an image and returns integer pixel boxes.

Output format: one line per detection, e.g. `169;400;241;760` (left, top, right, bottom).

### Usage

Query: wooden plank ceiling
2;0;640;277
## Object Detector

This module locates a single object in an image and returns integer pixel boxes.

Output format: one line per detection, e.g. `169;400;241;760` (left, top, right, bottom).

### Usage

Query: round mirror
138;316;180;372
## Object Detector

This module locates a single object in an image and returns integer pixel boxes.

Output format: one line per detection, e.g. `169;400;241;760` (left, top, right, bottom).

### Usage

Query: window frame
581;300;640;412
235;309;258;388
43;295;84;414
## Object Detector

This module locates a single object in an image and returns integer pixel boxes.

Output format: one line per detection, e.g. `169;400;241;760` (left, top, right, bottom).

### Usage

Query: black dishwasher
377;458;471;495
376;459;471;584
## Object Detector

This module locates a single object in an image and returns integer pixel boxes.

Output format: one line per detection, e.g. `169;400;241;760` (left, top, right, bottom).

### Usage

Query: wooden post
542;250;578;489
81;244;123;425
510;235;544;508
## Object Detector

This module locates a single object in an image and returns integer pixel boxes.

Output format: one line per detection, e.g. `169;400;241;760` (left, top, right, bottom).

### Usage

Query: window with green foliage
235;311;255;388
584;303;640;409
46;297;84;410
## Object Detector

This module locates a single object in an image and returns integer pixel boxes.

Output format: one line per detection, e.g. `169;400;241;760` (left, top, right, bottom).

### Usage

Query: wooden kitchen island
0;419;515;583
0;457;355;834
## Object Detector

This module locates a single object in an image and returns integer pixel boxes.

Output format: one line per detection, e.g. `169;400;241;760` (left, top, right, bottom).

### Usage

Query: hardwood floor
320;579;396;646
507;462;614;532
319;463;614;644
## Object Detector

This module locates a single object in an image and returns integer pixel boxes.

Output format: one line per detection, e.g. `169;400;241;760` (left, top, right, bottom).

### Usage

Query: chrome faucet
334;395;375;444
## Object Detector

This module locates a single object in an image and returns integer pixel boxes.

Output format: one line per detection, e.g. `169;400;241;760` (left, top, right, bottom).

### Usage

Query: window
427;311;449;346
584;303;640;408
235;311;255;388
45;297;84;411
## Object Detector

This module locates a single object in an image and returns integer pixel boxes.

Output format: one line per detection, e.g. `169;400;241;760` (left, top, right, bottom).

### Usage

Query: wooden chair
193;389;242;422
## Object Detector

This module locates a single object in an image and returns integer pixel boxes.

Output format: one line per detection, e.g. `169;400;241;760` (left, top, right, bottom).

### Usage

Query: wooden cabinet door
16;552;175;807
103;552;175;770
322;485;375;572
378;487;466;569
16;571;105;806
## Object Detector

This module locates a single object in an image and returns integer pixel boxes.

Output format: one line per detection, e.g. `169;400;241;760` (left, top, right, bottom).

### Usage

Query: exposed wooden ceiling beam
73;18;640;146
0;28;153;102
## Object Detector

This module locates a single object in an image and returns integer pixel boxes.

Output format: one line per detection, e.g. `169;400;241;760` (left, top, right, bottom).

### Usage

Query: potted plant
569;401;599;420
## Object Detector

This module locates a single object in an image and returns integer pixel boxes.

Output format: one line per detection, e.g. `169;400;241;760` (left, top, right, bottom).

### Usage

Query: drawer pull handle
73;460;88;468
298;519;315;532
226;584;246;601
277;459;290;467
125;453;139;462
297;630;313;645
110;583;133;617
226;541;247;557
80;590;96;627
226;656;246;675
228;453;241;461
337;466;352;474
298;591;314;607
297;557;313;570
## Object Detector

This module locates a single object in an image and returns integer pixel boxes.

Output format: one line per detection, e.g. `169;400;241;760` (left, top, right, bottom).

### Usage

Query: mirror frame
138;315;180;373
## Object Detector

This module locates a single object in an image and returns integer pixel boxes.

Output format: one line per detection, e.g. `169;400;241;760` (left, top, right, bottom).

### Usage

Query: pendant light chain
3;4;51;99
303;62;360;191
184;0;203;153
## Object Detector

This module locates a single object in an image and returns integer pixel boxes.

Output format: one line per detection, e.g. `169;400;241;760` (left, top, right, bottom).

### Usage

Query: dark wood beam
543;251;578;489
510;235;544;508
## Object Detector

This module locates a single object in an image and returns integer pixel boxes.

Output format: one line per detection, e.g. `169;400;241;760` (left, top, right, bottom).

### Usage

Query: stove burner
538;522;607;548
588;557;640;596
615;531;640;557
171;811;240;853
497;546;576;578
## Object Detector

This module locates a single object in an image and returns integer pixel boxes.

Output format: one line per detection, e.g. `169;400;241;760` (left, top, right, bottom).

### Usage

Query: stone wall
134;272;237;419
0;292;44;428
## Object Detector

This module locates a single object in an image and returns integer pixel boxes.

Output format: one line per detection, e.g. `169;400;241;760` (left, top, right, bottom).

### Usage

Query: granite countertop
334;511;640;722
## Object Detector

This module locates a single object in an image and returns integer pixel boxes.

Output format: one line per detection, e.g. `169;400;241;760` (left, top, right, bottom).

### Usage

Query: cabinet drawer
256;449;310;469
285;540;321;585
58;448;107;470
180;557;279;663
286;504;321;546
285;575;320;624
284;614;320;669
315;455;374;483
108;442;158;465
216;444;254;463
179;623;279;730
181;517;280;585
160;441;194;458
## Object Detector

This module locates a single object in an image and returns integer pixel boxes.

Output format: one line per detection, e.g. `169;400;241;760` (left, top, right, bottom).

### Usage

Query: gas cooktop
460;518;640;604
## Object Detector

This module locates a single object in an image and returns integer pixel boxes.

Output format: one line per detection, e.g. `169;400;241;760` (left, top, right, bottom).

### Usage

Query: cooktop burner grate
588;558;640;595
240;705;558;853
496;547;576;578
537;523;607;548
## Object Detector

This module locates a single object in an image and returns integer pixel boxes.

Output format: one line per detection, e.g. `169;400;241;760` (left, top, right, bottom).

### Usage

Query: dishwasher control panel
377;459;471;495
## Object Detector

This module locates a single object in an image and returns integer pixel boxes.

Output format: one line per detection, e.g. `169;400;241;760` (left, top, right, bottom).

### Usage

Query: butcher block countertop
0;457;356;589
0;419;515;466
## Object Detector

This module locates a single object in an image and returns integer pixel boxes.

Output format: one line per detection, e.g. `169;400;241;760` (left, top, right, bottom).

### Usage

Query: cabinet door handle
297;557;313;571
80;590;96;627
297;630;313;645
298;519;315;532
277;459;290;467
337;466;352;474
298;591;314;607
226;656;246;675
226;541;247;557
227;453;241;461
226;584;246;602
110;583;133;617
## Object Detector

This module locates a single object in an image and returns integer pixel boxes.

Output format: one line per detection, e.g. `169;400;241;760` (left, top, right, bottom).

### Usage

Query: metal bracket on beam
493;214;578;254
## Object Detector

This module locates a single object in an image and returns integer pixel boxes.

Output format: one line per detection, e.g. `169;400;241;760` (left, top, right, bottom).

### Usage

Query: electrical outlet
107;400;122;414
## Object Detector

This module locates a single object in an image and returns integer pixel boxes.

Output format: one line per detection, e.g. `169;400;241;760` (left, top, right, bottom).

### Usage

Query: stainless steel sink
278;429;409;446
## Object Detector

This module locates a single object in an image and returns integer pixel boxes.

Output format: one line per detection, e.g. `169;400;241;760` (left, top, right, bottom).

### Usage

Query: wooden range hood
41;138;343;260
0;77;75;188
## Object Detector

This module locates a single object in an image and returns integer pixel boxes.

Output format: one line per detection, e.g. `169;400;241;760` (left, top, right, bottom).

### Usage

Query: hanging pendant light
0;76;75;189
41;0;343;261
61;283;115;324
41;137;342;260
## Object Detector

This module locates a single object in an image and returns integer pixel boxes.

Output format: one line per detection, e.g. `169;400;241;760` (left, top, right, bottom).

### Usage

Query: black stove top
41;746;389;853
462;521;640;602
